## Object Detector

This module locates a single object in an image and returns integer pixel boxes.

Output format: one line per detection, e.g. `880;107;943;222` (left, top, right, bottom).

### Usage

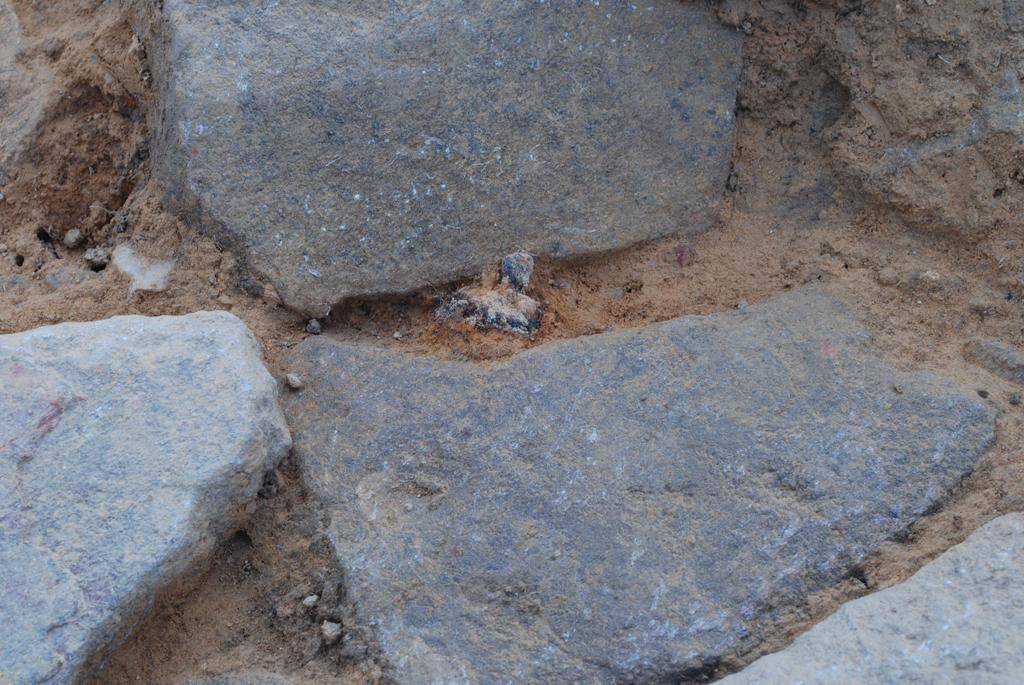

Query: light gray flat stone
143;0;741;316
281;288;994;684
0;312;291;685
721;512;1024;684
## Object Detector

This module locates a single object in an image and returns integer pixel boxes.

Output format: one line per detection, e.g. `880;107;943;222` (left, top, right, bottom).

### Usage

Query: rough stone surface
282;288;994;684
0;312;291;685
179;676;293;685
0;3;55;184
721;513;1024;684
964;337;1024;384
145;0;741;316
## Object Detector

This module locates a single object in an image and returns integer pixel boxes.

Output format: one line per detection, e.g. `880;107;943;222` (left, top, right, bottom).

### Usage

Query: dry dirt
2;0;1023;682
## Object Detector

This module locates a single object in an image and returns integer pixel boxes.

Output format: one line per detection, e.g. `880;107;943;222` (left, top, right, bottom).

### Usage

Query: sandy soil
2;0;1023;682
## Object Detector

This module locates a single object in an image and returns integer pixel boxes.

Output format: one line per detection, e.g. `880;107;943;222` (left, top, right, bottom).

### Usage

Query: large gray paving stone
142;0;741;316
0;312;291;685
0;3;56;185
720;512;1024;684
281;288;994;684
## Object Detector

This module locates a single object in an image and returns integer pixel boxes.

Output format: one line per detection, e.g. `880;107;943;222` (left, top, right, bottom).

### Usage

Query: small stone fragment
42;265;94;292
737;299;749;310
63;229;83;249
392;331;402;339
1012;393;1021;405
501;252;534;291
964;338;1024;383
306;319;322;335
302;594;319;607
437;285;542;334
877;266;900;286
321;621;342;645
285;373;306;390
84;246;110;271
262;283;282;306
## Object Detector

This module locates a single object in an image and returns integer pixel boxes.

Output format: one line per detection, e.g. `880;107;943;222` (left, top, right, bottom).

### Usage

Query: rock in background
140;0;741;316
282;288;993;684
0;3;57;185
720;513;1024;684
818;2;1024;238
0;312;291;685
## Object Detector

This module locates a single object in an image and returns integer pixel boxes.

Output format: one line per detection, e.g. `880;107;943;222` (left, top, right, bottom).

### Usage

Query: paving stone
720;513;1024;684
0;312;291;685
0;4;56;185
964;337;1024;385
144;0;741;316
281;288;994;684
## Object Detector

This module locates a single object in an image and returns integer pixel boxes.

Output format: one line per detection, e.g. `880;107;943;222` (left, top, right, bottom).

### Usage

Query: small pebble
1011;394;1021;406
209;273;217;284
217;295;233;306
302;594;319;607
877;267;899;286
84;246;110;271
737;299;749;311
977;389;990;399
393;330;402;339
285;373;306;390
262;283;282;306
321;620;343;645
63;229;83;249
306;319;322;335
0;243;7;252
501;252;534;291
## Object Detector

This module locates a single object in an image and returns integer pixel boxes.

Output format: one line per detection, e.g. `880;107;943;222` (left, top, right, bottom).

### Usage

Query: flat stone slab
721;513;1024;684
281;288;994;684
0;313;291;685
146;0;741;316
0;4;56;184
